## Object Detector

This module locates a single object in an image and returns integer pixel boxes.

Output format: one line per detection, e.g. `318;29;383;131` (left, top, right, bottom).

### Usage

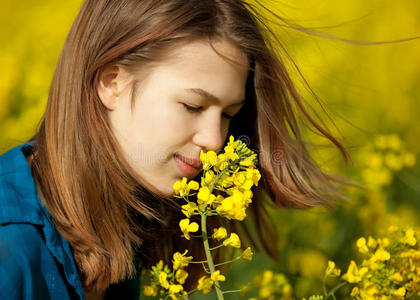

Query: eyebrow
184;88;245;106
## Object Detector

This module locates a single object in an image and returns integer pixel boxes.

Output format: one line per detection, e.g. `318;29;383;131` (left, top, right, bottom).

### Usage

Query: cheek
132;103;194;154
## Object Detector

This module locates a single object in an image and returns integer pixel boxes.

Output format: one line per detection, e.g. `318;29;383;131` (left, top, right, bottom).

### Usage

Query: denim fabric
0;143;141;300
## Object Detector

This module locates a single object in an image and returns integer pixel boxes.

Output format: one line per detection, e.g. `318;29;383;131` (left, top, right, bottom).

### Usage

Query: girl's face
99;38;249;197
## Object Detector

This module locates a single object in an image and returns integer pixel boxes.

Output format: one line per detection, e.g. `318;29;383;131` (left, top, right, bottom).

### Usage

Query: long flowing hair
27;0;354;292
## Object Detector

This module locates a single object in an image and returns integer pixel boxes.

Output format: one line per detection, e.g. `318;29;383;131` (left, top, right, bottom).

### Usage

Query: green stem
201;213;224;300
198;165;233;299
188;234;203;238
214;256;240;267
326;282;347;299
209;244;225;251
202;262;210;274
323;273;328;297
222;289;242;294
188;260;209;264
187;288;198;295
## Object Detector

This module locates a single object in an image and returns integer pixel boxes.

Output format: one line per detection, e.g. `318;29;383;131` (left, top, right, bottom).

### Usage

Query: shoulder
0;223;50;299
0;223;45;273
0;142;43;226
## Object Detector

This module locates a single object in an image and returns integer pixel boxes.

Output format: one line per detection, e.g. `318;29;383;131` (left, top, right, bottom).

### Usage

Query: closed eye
183;103;202;113
182;103;235;120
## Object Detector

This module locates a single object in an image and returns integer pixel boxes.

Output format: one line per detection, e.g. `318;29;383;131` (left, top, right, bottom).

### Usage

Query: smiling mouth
173;154;202;177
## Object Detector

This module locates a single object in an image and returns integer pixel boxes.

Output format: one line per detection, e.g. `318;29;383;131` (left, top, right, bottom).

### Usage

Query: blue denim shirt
0;143;141;300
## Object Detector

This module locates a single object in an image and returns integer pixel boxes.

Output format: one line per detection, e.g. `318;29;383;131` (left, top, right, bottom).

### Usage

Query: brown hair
27;0;355;293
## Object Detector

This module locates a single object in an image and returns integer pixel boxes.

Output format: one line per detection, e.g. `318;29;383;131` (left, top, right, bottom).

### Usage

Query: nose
192;114;226;153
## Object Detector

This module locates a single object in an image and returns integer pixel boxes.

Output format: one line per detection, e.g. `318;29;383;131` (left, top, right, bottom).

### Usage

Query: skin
97;38;250;197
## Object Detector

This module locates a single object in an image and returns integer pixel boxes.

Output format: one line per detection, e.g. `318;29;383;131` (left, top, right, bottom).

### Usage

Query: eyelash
182;104;235;120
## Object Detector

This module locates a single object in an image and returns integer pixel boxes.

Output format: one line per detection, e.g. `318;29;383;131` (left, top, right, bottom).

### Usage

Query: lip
174;154;202;177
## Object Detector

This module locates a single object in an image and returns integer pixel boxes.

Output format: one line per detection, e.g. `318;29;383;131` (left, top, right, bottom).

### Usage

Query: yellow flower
282;284;292;296
363;284;379;297
223;233;241;248
261;270;273;285
216;189;249;221
188;180;199;190
374;135;388;149
168;284;183;294
392;272;403;282
200;150;218;170
357;237;369;254
173;177;199;197
159;271;170;289
181;202;198;218
403;228;417;246
385;152;403;171
201;170;216;186
394;287;406;297
379;237;390;248
274;273;287;286
172;250;193;270
232;172;246;186
327;260;336;271
342;260;368;283
215;153;229;171
367;153;383;168
232;169;259;190
326;260;341;276
372;248;390;261
224;141;239;161
218;196;233;211
197;186;216;206
245;168;261;187
212;227;228;241
179;218;199;240
227;135;237;148
259;286;273;298
403;153;416;167
239;157;255;167
155;260;164;270
197;276;214;294
175;269;189;284
351;286;359;297
241;247;253;261
367;236;377;248
210;270;226;282
143;285;158;296
387;134;402;150
388;225;398;233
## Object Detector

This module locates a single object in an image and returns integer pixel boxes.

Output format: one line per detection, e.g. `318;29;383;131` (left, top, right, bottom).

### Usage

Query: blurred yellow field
1;1;419;299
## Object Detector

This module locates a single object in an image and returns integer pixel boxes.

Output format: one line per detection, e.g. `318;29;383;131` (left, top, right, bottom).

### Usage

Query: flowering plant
299;225;420;300
236;225;420;300
142;135;260;299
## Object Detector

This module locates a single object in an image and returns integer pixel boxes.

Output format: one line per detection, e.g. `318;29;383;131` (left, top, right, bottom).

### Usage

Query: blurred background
1;0;419;299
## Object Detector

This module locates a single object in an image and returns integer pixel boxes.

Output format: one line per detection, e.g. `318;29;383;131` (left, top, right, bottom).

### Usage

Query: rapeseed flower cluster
300;226;420;300
361;134;415;189
174;135;260;221
341;225;420;299
142;251;193;299
305;225;420;300
143;136;260;299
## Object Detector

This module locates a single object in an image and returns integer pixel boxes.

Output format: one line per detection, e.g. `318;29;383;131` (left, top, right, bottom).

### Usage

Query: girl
0;0;351;299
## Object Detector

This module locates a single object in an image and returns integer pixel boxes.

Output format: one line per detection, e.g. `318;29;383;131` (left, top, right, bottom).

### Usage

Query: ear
97;65;123;111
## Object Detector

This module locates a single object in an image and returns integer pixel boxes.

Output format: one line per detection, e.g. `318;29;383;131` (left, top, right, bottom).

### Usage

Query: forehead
145;38;250;103
169;38;249;68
